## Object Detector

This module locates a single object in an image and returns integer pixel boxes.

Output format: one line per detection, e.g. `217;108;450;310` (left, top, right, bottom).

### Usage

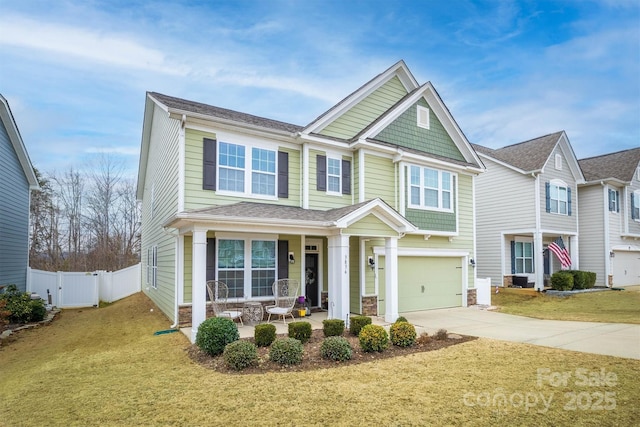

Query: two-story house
473;132;585;290
578;147;640;287
0;94;39;292
137;61;484;342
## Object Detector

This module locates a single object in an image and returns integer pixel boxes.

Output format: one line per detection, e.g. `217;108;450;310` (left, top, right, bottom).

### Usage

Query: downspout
602;182;611;287
533;172;544;291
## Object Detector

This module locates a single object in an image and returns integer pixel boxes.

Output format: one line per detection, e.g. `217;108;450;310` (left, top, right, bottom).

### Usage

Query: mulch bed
187;329;476;374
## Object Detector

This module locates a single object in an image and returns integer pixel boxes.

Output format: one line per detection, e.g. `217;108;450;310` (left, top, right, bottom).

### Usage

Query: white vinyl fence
27;263;141;308
476;277;492;306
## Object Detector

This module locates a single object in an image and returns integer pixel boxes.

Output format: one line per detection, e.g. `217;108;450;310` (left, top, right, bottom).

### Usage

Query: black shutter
510;241;516;274
278;240;289;279
206;238;216;301
632;193;637;220
342;159;351;195
616;191;620;213
545;182;550;213
567;187;572;216
203;138;216;190
278;151;289;198
316;155;326;191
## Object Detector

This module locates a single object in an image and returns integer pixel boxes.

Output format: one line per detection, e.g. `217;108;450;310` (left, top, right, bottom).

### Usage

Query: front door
305;253;319;307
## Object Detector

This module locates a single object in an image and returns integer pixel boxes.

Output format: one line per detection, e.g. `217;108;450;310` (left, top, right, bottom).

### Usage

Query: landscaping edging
0;309;60;341
545;287;613;297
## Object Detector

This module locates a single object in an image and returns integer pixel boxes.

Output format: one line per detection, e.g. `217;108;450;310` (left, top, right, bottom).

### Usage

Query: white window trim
147;246;158;289
609;188;619;213
216;140;278;201
407;164;455;213
633;190;640;221
417;105;430;129
549;179;569;215
326;154;342;196
514;240;534;274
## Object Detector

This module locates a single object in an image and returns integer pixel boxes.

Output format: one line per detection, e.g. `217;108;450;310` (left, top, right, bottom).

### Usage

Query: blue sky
1;0;638;178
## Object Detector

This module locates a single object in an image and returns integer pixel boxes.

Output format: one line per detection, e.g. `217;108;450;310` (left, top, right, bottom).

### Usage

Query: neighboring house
137;60;484;342
473;132;585;290
578;147;640;287
0;94;39;292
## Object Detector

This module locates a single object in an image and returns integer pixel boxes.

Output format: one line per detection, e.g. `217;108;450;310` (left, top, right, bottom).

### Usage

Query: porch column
534;231;544;291
384;236;399;323
327;234;350;323
191;229;207;343
569;235;579;269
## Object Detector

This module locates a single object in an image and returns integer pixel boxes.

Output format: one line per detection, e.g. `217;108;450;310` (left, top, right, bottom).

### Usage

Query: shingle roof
148;92;303;134
471;131;564;172
578;147;640;183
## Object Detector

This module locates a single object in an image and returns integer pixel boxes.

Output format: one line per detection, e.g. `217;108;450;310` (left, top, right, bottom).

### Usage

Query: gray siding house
473;132;584;290
578;148;640;286
0;95;39;291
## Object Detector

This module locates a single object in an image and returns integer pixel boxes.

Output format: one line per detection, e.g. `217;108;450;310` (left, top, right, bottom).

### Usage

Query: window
213;141;280;197
632;191;640;221
417;105;430;129
217;238;277;298
408;165;453;211
251;148;276;195
147;246;157;289
608;189;620;213
316;154;351;195
546;181;571;215
219;142;245;192
514;241;534;274
327;157;342;193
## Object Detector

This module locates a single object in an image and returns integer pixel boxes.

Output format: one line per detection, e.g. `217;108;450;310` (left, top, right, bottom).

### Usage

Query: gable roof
0;94;39;189
579;147;640;184
472;131;584;181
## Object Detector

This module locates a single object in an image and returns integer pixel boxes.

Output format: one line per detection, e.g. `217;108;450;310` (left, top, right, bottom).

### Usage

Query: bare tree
53;168;85;270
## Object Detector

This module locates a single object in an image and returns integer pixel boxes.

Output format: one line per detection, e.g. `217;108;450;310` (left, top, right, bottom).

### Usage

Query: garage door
398;257;462;312
613;251;640;286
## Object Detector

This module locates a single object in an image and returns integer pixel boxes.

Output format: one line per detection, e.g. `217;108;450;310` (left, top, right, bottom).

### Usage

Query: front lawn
1;293;639;426
492;285;640;324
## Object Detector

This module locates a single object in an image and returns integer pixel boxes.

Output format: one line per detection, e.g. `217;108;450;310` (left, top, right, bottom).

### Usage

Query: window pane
218;271;244;298
424;168;438;188
251;270;275;297
525;259;533;273
218;240;244;268
515;242;523;257
410;187;420;205
251;172;275;195
410;166;420;186
516;259;524;273
219;142;245;168
328;176;340;192
424;188;438;207
219;168;244;192
252;148;275;173
442;172;451;191
251;241;275;268
442;191;451;209
524;243;532;257
328;158;341;175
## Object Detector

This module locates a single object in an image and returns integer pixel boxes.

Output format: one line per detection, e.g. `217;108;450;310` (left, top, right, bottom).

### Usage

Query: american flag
548;236;572;269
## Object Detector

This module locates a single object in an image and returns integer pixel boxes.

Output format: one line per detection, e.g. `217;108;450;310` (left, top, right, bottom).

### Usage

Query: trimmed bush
195;317;239;356
585;271;597;289
322;319;345;337
223;340;258;371
358;324;388;353
395;316;408;323
254;323;276;347
0;284;46;323
320;336;352;361
29;299;47;322
390;321;416;347
567;270;588;290
550;272;574;291
349;315;372;337
434;328;448;340
269;338;304;365
288;321;312;344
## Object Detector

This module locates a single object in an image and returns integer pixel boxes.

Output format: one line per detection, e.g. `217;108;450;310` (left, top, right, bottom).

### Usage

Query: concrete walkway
401;306;640;360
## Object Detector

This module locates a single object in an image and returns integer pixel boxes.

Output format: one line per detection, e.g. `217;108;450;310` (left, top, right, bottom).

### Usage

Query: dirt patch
187;329;476;374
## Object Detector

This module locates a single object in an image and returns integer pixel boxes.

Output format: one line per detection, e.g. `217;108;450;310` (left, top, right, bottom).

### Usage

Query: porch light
289;252;295;264
470;258;476;268
368;256;375;269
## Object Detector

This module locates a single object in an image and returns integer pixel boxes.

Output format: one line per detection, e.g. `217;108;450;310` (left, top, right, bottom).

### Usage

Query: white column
569;235;579;270
327;234;350;323
191;229;207;343
534;231;544;291
384;236;398;322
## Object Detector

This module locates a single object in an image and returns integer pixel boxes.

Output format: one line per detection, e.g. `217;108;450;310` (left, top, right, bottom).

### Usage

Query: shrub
390;321;416;347
395;316;408;323
567;270;588;290
416;332;431;345
254;323;276;347
550;272;573;291
358;324;388;353
195;317;239;356
0;285;46;323
269;338;304;365
223;340;258;371
585;271;597;289
320;336;352;361
434;328;448;340
0;300;10;325
322;319;345;337
288;321;312;344
349;315;372;336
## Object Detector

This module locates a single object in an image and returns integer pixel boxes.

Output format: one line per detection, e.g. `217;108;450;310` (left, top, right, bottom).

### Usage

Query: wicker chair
206;280;243;326
266;279;299;324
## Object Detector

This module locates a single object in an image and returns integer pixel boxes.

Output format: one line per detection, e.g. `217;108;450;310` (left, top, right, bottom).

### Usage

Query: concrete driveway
401;306;640;360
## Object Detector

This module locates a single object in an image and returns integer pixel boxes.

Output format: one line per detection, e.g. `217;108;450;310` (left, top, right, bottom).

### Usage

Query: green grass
492;286;640;324
1;292;639;426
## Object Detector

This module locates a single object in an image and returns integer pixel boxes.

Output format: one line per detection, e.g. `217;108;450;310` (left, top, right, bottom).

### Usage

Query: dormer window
417;105;430;129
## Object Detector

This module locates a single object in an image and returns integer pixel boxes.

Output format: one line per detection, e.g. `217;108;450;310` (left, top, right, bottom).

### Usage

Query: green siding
184;128;301;210
308;149;353;210
363;153;396;207
406;209;456;232
140;103;180;320
375;99;466;162
183;235;192;303
320;76;408;139
349;236;361;314
344;214;398;237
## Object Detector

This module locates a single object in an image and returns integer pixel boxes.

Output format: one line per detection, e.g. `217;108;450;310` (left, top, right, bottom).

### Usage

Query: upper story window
632;191;640;221
203;137;289;199
546;180;571;216
316;154;351;196
408;165;453;212
327;157;342;194
608;189;620;213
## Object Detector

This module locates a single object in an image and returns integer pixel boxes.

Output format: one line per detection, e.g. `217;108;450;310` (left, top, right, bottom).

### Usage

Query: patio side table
243;301;264;325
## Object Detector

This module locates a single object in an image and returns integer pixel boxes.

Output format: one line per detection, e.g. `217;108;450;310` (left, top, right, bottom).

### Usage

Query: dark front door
305;253;319;307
